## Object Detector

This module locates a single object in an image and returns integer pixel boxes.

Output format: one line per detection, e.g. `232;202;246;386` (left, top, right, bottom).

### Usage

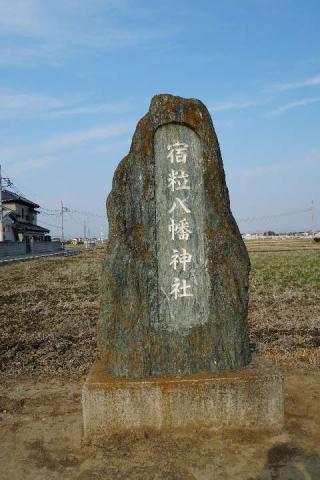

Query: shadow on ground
258;444;320;479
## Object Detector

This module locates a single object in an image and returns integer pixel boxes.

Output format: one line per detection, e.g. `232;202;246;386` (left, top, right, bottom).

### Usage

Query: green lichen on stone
98;94;251;378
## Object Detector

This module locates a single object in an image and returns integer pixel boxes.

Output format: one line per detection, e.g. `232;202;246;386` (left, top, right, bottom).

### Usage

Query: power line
66;208;106;219
2;169;318;236
40;220;62;229
5;179;60;213
238;208;312;223
40;207;60;214
65;212;85;225
39;206;106;219
39;210;60;216
2;204;62;230
5;177;106;220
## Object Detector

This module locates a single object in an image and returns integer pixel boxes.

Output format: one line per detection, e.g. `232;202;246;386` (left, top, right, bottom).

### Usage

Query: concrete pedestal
82;359;284;443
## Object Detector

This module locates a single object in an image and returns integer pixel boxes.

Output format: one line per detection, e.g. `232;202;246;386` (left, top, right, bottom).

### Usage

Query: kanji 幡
168;218;192;241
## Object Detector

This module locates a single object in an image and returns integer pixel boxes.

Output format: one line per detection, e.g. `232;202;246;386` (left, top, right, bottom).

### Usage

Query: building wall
0;241;63;259
2;216;16;241
0;242;26;257
31;242;62;254
4;202;38;224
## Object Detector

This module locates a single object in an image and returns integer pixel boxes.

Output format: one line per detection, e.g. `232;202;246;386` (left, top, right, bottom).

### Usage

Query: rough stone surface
82;359;284;442
98;94;251;378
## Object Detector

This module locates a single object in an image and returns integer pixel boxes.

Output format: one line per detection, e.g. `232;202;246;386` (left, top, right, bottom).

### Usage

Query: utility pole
61;200;64;243
100;225;104;242
311;200;315;238
0;165;11;242
84;220;87;241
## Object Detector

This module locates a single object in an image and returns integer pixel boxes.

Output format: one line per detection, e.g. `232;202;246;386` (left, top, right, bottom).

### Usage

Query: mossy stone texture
98;94;251;378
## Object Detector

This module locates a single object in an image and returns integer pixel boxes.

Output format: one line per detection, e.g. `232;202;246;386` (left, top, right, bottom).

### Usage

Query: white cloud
0;0;175;66
210;99;258;112
42;122;134;150
0;91;66;117
48;101;132;118
0;89;132;119
8;156;53;176
91;138;131;155
209;73;320;118
275;74;320;92
231;152;320;179
1;121;134;165
267;96;320;115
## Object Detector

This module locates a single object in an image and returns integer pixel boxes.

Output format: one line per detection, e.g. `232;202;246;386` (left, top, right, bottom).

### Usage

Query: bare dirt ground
1;369;320;479
0;244;319;479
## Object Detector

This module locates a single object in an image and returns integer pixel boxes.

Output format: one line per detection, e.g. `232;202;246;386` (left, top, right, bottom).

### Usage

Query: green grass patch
250;251;320;291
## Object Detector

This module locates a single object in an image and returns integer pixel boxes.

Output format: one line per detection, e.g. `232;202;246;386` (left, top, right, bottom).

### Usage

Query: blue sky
1;0;319;237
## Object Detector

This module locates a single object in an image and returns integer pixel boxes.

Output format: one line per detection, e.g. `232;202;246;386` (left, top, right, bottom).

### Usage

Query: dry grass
245;237;320;252
249;250;320;367
0;251;103;378
0;247;319;378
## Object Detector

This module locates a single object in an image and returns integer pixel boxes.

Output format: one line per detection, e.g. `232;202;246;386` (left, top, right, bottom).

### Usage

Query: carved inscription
155;124;209;330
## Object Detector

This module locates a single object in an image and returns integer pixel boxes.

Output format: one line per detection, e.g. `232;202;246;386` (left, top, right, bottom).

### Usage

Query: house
2;189;50;242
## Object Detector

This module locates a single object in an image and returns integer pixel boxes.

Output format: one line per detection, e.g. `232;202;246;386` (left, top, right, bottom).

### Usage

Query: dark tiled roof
12;220;49;234
2;189;40;209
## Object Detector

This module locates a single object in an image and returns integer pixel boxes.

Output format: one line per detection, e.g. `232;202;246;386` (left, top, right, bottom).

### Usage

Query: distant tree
264;230;276;236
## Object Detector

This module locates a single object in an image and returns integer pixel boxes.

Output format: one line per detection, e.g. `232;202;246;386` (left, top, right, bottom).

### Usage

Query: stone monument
82;94;283;441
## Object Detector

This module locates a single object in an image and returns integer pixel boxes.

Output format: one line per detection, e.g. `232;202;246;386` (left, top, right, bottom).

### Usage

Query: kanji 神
167;170;190;192
168;218;192;241
170;278;193;299
170;248;192;271
167;142;189;164
168;197;191;215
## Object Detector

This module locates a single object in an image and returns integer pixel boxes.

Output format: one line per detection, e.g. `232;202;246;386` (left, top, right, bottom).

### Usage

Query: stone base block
82;360;283;442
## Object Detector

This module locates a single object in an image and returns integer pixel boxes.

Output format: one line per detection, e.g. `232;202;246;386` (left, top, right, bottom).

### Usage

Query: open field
0;242;319;479
1;241;319;377
245;237;320;252
0;251;102;379
249;249;320;367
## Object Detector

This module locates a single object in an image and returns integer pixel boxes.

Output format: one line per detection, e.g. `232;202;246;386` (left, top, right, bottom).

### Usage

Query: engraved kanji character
168;218;192;241
168;197;191;215
170;278;193;300
167;142;189;164
170;248;192;271
167;170;190;192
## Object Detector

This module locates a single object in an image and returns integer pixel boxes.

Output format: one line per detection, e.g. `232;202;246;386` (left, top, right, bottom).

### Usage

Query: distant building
2;189;49;242
70;237;84;245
